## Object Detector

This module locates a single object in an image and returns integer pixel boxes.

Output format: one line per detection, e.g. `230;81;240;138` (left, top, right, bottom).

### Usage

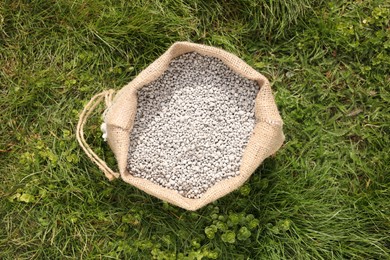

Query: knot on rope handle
76;89;120;180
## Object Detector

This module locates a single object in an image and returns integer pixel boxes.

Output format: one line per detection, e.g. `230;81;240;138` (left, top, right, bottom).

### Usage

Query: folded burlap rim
76;41;285;211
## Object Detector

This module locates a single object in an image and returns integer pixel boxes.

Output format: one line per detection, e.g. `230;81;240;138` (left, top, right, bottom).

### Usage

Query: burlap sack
77;41;285;211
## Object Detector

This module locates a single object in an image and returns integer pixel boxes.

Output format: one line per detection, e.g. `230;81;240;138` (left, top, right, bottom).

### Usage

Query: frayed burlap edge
103;41;285;211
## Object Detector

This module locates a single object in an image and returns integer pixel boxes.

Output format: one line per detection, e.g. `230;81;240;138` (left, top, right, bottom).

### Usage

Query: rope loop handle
76;89;120;180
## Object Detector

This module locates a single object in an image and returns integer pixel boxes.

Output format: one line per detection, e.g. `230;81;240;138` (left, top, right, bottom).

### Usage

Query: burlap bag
77;41;285;211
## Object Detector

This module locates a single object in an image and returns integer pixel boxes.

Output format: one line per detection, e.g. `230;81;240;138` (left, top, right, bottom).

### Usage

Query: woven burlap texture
103;41;284;211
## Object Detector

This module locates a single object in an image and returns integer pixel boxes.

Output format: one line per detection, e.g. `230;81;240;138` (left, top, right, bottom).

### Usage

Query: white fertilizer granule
127;52;259;199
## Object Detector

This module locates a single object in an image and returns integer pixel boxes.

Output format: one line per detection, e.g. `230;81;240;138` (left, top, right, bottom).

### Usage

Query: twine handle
76;89;120;181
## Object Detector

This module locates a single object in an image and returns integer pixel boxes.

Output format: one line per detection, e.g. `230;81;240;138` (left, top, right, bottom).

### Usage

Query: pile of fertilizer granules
127;52;259;199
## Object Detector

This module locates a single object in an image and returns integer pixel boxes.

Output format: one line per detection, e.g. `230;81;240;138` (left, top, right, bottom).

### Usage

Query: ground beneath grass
1;0;389;259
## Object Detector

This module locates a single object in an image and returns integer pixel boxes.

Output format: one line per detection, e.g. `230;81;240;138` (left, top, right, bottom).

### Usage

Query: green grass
1;0;389;259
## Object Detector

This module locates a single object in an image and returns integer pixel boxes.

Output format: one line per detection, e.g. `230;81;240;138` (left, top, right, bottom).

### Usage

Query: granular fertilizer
77;41;285;210
127;52;259;199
